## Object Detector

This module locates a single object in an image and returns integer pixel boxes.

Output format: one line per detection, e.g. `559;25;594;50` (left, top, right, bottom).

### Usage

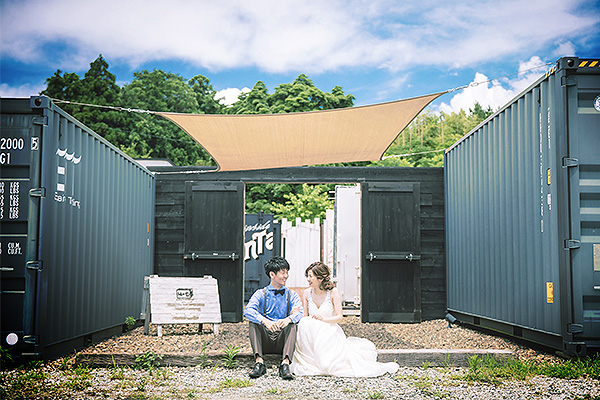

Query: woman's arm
301;288;310;317
319;288;343;324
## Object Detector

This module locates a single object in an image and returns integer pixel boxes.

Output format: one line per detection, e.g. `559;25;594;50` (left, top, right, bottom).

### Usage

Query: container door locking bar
366;252;421;262
184;252;239;261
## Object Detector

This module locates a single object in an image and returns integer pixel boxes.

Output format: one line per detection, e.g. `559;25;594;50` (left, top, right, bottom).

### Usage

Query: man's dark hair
264;256;290;278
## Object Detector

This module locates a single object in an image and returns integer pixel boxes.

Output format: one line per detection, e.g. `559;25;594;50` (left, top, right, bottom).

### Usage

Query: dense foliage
40;55;493;221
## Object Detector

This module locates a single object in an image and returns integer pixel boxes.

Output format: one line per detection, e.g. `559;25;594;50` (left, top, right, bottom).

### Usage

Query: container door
568;68;600;344
184;181;244;322
0;100;43;357
361;182;421;322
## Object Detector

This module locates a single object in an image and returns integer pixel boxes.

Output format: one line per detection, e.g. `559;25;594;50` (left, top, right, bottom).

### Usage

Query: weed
221;345;241;369
266;386;289;394
134;351;163;370
125;316;137;331
187;388;198;399
573;395;600;400
442;353;454;369
196;338;212;368
414;376;432;389
220;377;254;389
63;364;92;391
136;376;148;392
0;346;13;366
422;361;431;369
421;388;450;398
366;391;385;399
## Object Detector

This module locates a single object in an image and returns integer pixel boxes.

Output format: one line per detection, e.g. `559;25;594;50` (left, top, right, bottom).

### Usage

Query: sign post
142;275;222;337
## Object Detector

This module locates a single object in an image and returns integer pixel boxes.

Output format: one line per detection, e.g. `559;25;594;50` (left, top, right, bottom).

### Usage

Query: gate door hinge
567;323;584;334
32;116;48;126
562;157;579;168
561;76;578;87
29;187;46;198
23;335;39;345
26;261;43;271
564;239;581;250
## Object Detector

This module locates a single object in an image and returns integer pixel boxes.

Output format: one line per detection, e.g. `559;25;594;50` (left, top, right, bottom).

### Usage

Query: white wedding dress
291;289;399;377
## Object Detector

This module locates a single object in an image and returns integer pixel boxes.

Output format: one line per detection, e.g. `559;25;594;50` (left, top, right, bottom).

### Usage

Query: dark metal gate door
184;181;244;322
361;182;421;323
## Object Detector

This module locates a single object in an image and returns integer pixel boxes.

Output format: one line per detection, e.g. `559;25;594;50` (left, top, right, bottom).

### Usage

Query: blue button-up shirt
244;285;304;324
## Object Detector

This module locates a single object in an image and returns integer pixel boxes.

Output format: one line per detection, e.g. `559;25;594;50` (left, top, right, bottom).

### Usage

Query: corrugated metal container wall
0;97;155;360
445;57;600;356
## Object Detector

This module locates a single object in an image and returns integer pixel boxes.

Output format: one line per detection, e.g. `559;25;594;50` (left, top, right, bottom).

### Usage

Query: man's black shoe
278;363;293;380
249;362;266;378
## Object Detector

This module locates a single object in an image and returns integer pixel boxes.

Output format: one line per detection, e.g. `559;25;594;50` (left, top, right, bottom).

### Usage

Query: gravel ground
84;317;559;363
3;318;600;399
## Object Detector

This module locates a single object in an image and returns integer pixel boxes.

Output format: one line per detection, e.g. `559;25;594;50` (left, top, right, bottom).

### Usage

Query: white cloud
437;56;550;114
1;0;597;74
0;82;45;98
216;87;251;106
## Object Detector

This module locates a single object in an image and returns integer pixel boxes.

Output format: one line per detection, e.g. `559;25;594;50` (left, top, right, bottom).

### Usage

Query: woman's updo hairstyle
305;261;335;291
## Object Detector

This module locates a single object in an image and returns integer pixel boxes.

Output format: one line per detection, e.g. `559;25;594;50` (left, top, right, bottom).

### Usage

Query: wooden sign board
144;275;222;336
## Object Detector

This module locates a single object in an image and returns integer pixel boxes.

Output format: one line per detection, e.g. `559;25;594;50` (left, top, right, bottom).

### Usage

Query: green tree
269;184;333;223
373;102;494;168
42;55;127;148
227;81;271;114
269;74;354;113
119;70;216;165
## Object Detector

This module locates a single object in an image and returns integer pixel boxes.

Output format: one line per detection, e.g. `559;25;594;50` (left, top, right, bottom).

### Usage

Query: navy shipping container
445;57;600;357
0;96;155;361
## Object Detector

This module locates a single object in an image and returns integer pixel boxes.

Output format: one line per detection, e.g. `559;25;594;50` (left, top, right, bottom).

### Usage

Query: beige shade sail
158;91;445;171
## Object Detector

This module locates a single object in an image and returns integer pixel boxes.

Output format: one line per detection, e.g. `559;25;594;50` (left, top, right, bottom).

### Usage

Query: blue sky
1;0;599;114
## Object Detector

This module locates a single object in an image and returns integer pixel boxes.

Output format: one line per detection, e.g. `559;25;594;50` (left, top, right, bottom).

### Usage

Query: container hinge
567;323;584;334
32;116;48;126
22;335;39;345
562;157;579;168
29;187;46;198
564;239;581;250
561;76;577;87
26;261;43;271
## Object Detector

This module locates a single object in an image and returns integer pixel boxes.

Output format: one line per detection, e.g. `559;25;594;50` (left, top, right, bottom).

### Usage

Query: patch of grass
573;395;600;400
460;354;600;384
365;391;385;399
421;388;450;398
63;364;92;391
150;366;173;385
413;376;432;390
205;377;254;393
0;361;48;399
221;345;241;369
220;377;254;389
266;386;289;395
